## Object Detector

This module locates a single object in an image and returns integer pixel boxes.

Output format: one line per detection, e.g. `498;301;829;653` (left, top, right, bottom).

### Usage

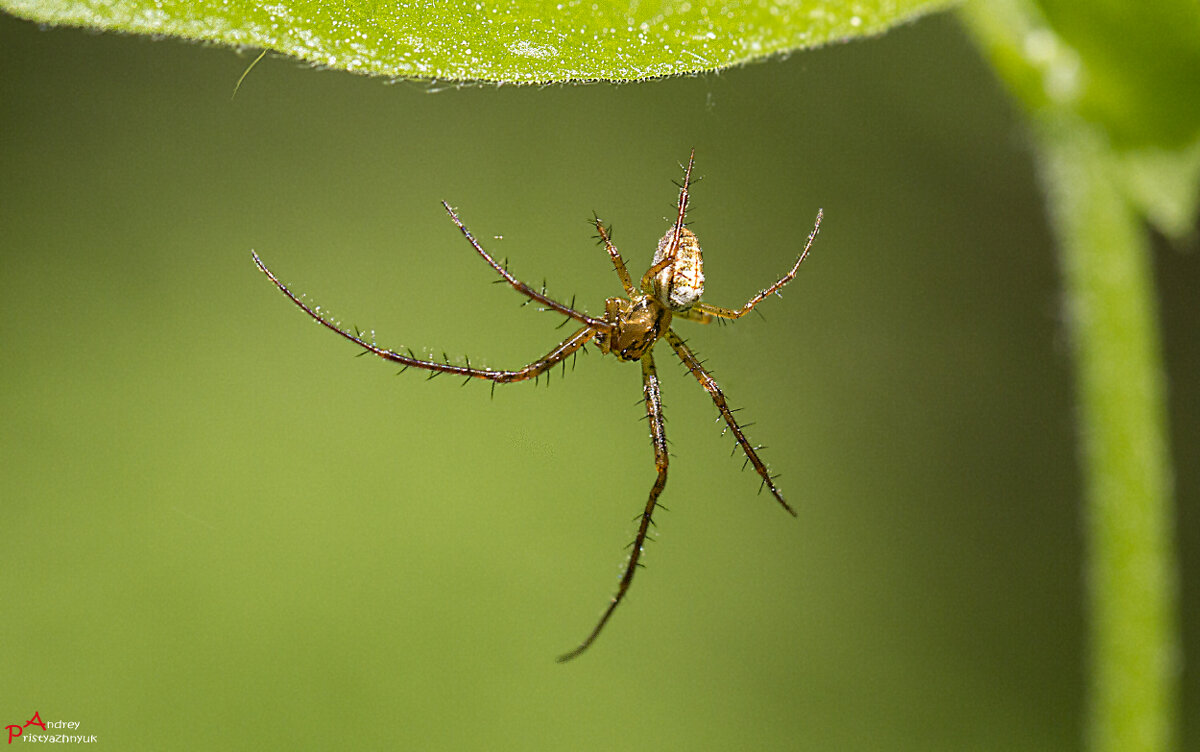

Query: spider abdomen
651;226;705;311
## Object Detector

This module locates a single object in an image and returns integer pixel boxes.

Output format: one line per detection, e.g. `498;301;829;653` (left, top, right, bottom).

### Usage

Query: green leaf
1;0;953;84
961;0;1200;237
963;0;1200;150
1114;142;1200;240
1034;0;1200;150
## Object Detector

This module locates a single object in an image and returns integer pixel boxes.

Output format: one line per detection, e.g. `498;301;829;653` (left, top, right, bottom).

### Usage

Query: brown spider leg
681;209;822;324
640;148;696;291
591;216;636;297
253;251;596;383
665;329;797;517
441;202;612;332
558;352;668;662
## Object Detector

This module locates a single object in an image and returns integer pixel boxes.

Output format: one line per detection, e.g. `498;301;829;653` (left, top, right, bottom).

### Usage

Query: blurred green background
1;10;1197;749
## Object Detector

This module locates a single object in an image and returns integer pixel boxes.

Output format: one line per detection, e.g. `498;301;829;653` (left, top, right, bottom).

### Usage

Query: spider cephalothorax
253;150;822;661
596;296;671;361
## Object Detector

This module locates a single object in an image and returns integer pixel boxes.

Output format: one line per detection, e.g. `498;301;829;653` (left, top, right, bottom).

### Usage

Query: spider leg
591;215;636;297
640;148;696;290
558;351;668;662
682;209;822;323
253;251;596;383
665;329;796;516
441;202;611;332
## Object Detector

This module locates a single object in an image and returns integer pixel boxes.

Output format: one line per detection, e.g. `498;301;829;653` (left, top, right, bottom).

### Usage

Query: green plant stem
1036;116;1178;752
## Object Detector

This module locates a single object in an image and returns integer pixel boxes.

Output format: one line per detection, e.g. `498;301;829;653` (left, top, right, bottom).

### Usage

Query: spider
252;150;823;661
